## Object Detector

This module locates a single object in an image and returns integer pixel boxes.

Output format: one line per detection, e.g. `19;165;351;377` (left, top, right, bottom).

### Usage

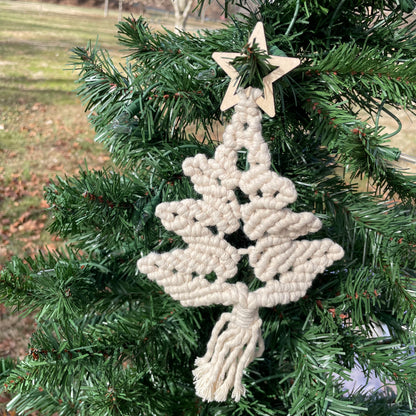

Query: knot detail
193;304;264;402
233;303;258;329
137;88;344;402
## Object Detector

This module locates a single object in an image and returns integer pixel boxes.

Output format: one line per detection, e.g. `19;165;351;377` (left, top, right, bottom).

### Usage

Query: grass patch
0;0;220;267
0;0;128;265
0;0;221;254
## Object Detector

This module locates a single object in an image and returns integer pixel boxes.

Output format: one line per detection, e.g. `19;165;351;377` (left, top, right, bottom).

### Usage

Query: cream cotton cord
137;89;344;402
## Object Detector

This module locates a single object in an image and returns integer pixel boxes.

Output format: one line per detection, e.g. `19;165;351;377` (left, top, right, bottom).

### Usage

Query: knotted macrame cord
137;89;344;402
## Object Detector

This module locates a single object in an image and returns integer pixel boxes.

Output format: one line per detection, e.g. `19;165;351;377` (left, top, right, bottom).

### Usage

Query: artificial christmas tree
1;1;416;415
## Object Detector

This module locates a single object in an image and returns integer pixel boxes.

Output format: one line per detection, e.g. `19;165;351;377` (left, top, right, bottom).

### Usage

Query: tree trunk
172;0;193;33
118;0;123;21
104;0;109;17
200;3;205;22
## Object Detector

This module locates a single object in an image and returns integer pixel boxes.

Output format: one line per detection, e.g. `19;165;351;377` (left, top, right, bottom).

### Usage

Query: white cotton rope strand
137;88;344;402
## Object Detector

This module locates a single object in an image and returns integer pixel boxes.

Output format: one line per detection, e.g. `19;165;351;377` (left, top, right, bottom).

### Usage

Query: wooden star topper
212;22;300;117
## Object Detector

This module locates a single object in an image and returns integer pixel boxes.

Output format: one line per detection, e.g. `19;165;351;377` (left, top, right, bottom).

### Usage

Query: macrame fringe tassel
193;306;264;402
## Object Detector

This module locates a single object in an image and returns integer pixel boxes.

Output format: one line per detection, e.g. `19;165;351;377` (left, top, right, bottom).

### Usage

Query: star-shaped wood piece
212;22;300;117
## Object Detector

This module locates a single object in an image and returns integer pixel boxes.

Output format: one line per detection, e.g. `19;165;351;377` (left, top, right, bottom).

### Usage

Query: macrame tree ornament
137;23;344;402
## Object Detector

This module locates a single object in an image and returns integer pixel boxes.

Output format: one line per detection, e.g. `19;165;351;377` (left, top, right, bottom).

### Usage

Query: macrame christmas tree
137;24;344;402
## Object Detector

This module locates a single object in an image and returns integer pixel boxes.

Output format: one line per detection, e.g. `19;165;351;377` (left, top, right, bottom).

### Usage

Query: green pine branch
2;1;416;414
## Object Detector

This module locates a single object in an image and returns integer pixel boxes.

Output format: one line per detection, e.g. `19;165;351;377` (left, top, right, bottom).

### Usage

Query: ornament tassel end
193;308;264;402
